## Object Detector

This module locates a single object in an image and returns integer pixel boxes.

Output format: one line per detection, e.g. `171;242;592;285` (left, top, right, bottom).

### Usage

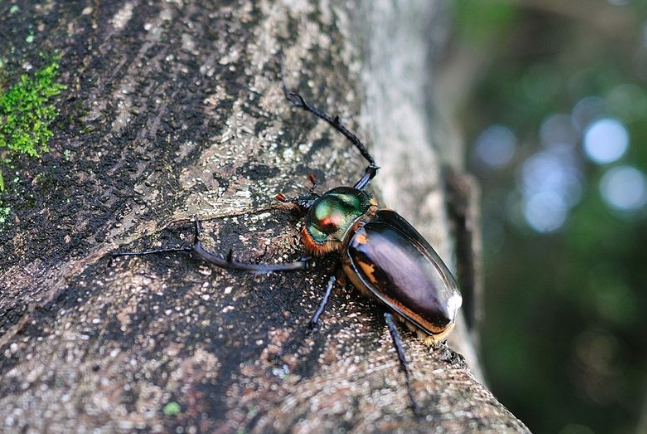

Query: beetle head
302;187;377;255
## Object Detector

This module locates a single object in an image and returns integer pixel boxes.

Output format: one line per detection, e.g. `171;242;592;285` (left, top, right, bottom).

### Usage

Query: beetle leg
286;91;375;163
269;272;337;371
285;91;380;190
112;215;312;273
308;274;337;331
353;165;379;191
384;312;420;416
279;62;379;190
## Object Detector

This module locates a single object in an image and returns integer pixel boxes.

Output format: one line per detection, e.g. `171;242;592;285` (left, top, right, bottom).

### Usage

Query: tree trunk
0;0;529;432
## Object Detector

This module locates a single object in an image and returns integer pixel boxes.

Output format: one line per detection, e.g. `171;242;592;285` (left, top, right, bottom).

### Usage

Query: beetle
112;86;462;414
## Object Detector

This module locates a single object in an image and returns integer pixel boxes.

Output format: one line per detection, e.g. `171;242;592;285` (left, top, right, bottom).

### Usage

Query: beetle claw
307;320;318;332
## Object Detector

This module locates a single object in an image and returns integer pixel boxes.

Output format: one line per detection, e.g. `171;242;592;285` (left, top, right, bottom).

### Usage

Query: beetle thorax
301;187;376;255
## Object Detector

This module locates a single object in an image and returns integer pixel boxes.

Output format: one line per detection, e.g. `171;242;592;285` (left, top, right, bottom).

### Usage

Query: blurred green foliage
454;1;647;433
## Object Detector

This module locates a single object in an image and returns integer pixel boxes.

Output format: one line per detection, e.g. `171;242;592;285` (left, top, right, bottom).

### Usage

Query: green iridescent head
302;187;374;254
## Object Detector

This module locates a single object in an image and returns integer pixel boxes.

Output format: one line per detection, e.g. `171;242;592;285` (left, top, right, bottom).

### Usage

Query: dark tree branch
0;0;529;432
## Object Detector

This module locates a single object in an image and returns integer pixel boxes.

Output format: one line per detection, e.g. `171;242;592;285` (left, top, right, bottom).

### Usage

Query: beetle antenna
385;312;421;417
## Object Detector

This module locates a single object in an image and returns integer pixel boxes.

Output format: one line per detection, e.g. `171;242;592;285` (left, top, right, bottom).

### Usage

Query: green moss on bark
0;57;66;191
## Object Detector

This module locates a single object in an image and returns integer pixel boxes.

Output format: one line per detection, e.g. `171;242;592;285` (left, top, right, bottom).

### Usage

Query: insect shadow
112;79;462;416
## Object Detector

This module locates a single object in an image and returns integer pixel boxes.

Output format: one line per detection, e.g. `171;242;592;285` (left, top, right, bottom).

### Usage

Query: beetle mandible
113;82;463;413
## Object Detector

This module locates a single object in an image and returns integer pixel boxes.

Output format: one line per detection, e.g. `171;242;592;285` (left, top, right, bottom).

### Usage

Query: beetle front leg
112;215;312;273
279;62;379;190
285;91;380;190
384;312;420;416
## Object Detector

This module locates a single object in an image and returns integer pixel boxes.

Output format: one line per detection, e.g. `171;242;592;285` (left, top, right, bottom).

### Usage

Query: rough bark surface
0;1;529;433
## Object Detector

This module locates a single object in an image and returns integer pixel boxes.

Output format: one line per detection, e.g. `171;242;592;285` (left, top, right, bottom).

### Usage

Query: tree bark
0;0;529;433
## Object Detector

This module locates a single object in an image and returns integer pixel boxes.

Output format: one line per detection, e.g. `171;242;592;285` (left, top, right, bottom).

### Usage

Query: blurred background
448;1;647;433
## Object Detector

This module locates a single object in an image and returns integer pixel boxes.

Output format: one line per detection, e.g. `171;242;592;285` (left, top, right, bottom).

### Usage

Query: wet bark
0;0;529;433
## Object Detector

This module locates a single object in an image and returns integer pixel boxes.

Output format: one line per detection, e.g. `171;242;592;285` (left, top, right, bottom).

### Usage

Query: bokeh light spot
474;125;516;168
599;166;647;212
520;146;582;207
523;191;568;233
518;145;582;232
583;118;628;164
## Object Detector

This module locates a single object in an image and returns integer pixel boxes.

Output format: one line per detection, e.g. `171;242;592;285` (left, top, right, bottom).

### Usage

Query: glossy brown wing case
342;210;462;336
